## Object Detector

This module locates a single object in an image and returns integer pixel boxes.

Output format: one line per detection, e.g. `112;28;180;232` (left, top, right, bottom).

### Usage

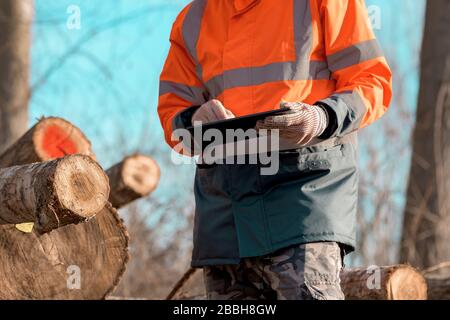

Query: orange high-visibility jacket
158;0;392;149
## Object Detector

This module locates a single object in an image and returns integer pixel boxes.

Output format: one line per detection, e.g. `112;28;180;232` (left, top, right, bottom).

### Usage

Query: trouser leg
203;261;275;300
262;242;345;300
203;242;345;300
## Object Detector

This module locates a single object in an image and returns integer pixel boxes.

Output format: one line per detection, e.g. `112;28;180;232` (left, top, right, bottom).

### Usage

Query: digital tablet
186;107;290;134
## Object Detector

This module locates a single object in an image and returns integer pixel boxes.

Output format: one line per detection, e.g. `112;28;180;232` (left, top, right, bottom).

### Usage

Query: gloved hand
256;102;328;146
192;99;235;124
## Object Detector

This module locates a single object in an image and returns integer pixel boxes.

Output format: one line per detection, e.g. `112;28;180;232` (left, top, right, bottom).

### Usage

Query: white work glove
256;102;328;146
192;99;235;124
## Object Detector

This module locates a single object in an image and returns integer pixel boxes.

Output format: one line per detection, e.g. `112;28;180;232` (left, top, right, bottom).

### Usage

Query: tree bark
401;0;450;270
0;203;129;299
0;122;129;299
168;265;428;300
0;117;94;168
426;276;450;300
0;0;33;153
0;155;109;233
422;262;450;300
107;154;160;208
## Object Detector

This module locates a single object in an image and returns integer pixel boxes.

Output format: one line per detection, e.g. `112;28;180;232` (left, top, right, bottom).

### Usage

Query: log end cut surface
122;155;160;196
34;117;94;160
54;155;110;220
386;266;428;300
341;265;428;300
107;154;161;208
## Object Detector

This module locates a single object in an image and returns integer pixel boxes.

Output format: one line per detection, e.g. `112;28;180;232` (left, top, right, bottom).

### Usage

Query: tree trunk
0;117;94;168
0;0;33;153
401;0;450;270
168;265;428;300
0;122;130;299
107;154;160;208
0;155;109;233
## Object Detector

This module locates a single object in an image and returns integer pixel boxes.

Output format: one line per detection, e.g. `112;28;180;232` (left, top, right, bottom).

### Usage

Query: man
158;0;392;300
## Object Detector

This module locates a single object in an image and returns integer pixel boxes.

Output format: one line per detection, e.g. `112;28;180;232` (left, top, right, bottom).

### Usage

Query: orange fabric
222;80;336;116
158;4;201;148
158;0;392;149
319;0;392;127
234;0;260;12
160;5;199;86
319;0;375;54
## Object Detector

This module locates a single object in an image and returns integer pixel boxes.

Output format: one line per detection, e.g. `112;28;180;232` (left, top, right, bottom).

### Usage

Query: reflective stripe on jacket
157;0;392;267
158;0;392;148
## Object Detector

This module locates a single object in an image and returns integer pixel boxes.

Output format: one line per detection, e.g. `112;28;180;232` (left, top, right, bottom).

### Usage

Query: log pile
0;117;160;299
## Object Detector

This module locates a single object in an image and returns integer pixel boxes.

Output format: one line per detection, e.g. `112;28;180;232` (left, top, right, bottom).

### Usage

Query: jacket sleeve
157;5;207;151
317;0;393;139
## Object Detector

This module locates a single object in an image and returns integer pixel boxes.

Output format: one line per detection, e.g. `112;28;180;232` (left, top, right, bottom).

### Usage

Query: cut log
340;265;427;300
0;203;129;299
0;120;129;299
0;117;94;168
168;265;428;300
0;155;109;233
106;154;160;208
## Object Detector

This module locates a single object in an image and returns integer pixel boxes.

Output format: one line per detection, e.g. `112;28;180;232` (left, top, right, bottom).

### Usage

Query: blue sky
31;0;187;160
32;0;193;203
30;0;426;244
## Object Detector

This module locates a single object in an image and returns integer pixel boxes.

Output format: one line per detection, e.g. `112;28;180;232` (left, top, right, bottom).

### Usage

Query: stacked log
0;155;109;233
0;117;95;167
0;203;128;299
0;117;160;299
